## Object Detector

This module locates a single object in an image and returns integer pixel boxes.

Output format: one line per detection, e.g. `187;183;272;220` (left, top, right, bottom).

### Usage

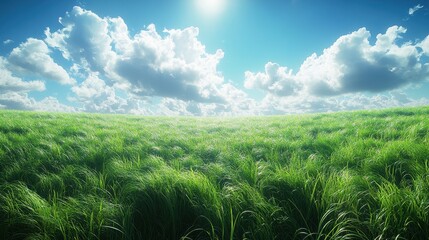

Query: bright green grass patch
1;106;429;239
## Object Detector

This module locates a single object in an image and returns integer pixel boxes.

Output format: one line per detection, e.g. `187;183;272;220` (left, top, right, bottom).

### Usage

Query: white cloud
111;24;226;102
246;26;429;98
409;4;424;15
45;7;231;104
8;38;75;85
245;25;429;115
35;97;76;112
0;92;36;110
3;6;428;116
0;57;45;93
71;73;127;113
0;92;75;112
3;39;13;45
140;82;259;116
0;56;72;112
299;26;428;95
125;96;156;115
108;17;132;55
257;91;429;115
215;83;259;115
157;98;195;116
45;6;115;74
0;92;39;110
155;93;258;116
157;86;258;116
419;35;429;55
1;49;74;113
244;62;301;96
42;6;258;116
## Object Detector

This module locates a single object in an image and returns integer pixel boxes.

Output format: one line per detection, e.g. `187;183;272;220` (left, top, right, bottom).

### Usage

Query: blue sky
0;0;428;115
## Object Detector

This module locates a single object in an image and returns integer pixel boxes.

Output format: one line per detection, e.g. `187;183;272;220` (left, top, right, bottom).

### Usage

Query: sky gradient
1;0;428;115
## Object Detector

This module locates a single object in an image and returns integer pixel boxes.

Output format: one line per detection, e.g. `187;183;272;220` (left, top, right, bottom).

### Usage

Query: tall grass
0;106;428;239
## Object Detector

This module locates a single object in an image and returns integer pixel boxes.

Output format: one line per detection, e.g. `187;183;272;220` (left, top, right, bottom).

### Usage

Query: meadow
0;106;428;240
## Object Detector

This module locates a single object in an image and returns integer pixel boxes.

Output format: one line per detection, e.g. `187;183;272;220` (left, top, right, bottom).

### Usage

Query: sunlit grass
1;106;428;239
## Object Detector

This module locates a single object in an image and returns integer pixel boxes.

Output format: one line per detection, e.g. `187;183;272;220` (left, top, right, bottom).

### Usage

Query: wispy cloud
3;39;13;45
409;4;424;15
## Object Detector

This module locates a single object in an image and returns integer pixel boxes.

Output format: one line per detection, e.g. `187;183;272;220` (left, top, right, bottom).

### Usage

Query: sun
195;0;226;17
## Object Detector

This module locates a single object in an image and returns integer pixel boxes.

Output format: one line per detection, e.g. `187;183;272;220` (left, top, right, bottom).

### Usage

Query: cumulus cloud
0;92;39;110
419;36;429;55
41;6;259;115
35;97;76;112
409;4;424;15
0;54;71;112
71;73;127;113
3;5;427;116
157;98;195;116
68;72;254;115
299;26;429;95
1;46;75;112
0;58;74;112
156;92;258;116
8;38;75;85
135;83;258;116
45;6;115;74
215;83;259;115
111;24;226;102
258;91;429;115
246;26;429;98
0;57;45;93
0;92;75;112
245;25;429;114
45;6;232;104
244;62;301;96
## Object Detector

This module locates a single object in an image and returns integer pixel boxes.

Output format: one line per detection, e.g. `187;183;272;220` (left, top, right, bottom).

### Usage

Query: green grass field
1;106;429;240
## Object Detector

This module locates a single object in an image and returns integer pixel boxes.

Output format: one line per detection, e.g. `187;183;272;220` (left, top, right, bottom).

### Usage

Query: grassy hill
1;106;429;239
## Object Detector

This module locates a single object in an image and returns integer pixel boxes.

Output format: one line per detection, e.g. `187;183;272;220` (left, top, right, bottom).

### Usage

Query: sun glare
195;0;226;17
